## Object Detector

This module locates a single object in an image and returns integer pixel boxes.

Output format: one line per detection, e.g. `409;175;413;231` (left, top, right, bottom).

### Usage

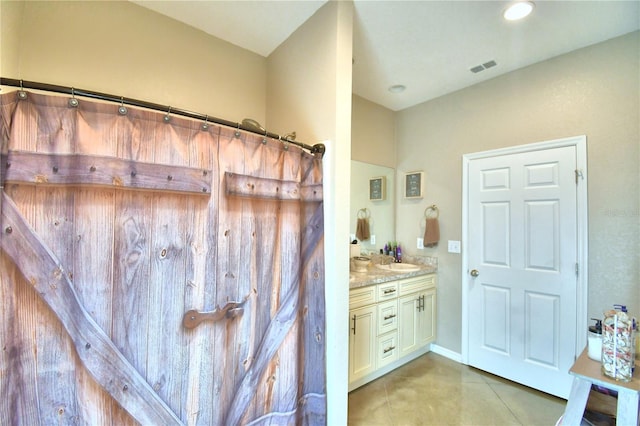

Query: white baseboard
429;343;463;363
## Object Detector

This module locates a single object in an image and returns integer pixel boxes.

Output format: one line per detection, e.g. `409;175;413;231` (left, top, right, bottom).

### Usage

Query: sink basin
375;263;421;273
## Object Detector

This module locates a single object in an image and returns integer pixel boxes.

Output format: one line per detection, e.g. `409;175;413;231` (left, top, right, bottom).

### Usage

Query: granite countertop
349;254;437;289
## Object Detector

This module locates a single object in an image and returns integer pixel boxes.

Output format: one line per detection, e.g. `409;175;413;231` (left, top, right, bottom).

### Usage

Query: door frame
461;135;588;366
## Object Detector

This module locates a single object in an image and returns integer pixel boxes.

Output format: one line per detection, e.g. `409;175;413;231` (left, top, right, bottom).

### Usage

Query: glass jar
601;307;635;382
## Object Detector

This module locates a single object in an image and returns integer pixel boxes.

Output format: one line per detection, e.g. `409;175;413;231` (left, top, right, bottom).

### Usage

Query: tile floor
348;352;567;426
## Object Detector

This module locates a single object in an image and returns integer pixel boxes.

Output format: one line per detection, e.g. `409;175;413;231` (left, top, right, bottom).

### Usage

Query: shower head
243;118;296;142
241;118;265;133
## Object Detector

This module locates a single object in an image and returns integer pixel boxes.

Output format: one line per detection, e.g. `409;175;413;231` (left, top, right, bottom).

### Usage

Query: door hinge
575;169;584;184
575;263;579;276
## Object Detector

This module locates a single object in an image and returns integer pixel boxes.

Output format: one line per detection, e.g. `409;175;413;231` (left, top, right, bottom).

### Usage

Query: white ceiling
134;0;640;111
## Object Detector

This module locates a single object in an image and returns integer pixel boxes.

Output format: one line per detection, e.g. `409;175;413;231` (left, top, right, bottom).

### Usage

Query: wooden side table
563;349;639;425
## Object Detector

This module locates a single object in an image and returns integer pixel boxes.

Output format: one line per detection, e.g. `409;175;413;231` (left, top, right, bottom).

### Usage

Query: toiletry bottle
587;318;602;361
396;244;402;263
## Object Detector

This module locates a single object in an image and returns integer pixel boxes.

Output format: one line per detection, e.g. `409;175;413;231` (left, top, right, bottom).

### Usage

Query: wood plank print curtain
0;90;326;425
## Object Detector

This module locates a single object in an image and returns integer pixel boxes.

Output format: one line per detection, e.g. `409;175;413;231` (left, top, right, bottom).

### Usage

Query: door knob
470;269;479;277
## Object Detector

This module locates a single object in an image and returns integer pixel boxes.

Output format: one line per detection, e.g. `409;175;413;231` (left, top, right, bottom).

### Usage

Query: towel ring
425;204;439;219
357;208;370;219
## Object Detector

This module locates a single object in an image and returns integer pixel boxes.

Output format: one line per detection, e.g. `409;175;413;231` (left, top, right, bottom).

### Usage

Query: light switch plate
448;240;461;253
417;237;424;249
370;235;376;245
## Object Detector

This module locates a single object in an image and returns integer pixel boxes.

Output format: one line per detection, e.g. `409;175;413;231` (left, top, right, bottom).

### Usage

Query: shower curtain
0;90;326;425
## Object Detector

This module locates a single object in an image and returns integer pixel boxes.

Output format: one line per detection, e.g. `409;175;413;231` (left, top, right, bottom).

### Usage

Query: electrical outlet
448;240;461;253
417;237;424;249
370;235;376;245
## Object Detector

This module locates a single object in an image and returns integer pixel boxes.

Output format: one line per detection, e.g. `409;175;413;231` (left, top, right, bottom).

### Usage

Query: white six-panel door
466;143;579;398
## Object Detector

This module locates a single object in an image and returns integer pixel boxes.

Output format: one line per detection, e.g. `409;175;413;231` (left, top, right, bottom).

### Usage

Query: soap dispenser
587;318;602;361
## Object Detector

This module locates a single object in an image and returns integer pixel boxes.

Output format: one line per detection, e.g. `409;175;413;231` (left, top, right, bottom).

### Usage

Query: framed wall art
369;176;386;201
404;171;423;199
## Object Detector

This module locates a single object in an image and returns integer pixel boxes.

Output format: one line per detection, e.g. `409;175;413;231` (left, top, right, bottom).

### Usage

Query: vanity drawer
377;300;398;335
398;274;436;296
377;332;399;368
378;282;398;301
349;285;377;309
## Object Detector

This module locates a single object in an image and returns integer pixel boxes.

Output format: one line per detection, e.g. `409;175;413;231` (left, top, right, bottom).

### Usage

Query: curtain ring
118;96;128;115
68;87;79;108
17;79;27;100
164;106;172;122
201;115;209;131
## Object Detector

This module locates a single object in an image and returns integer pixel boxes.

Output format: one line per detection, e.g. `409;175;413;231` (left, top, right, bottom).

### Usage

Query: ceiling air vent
470;60;497;73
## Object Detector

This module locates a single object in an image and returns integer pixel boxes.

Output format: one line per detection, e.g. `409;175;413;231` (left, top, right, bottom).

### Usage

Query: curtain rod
0;77;325;158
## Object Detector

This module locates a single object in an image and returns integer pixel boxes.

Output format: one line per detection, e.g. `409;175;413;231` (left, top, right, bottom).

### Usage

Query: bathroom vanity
348;261;437;391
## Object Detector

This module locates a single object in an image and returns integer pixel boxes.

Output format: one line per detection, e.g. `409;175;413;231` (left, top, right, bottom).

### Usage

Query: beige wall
0;0;23;77
396;31;640;354
267;2;353;422
351;94;396;168
1;0;266;124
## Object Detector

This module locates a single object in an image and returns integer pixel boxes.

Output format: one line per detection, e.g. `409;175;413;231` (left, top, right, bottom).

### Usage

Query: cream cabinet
349;274;436;391
398;288;436;357
348;304;377;382
348;284;378;384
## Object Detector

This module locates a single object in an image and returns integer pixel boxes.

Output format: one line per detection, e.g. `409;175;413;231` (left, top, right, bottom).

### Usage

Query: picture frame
404;171;423;199
369;176;386;201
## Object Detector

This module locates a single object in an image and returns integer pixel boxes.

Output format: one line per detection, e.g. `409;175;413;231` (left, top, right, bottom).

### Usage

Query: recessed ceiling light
503;1;534;21
388;84;406;93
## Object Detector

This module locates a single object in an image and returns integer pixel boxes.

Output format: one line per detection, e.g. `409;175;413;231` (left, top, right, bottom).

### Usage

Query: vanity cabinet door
416;288;437;347
348;305;377;383
399;288;437;358
398;293;420;357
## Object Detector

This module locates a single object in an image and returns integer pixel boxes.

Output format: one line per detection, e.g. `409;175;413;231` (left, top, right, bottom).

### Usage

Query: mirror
350;160;395;254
